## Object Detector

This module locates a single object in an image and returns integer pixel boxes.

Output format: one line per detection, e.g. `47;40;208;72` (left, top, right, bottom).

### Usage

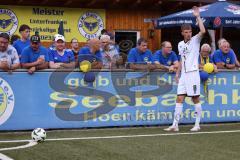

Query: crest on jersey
167;61;172;65
144;57;149;62
78;12;104;40
226;58;230;64
0;9;18;35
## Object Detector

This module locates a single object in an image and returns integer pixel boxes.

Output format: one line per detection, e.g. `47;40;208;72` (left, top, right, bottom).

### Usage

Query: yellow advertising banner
0;5;105;42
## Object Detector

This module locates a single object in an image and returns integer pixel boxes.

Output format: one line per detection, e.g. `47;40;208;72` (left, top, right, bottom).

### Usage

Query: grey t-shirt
0;45;20;66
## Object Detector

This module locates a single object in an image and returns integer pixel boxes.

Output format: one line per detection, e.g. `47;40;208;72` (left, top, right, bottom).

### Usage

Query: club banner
0;70;240;130
0;5;105;42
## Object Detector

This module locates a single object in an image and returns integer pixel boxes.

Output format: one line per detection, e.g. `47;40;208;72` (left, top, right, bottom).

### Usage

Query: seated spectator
13;24;31;57
49;35;75;69
21;35;49;74
100;35;123;69
213;41;236;69
199;43;217;72
78;38;103;69
127;38;155;71
0;33;20;72
71;38;80;61
153;41;179;72
217;38;240;67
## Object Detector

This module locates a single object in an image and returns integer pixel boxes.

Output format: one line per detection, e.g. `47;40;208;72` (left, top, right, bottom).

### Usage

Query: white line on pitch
0;141;38;151
0;130;240;144
46;129;240;141
0;153;14;160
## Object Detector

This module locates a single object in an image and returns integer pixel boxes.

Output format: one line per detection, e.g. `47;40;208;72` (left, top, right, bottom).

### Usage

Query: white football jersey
178;34;202;73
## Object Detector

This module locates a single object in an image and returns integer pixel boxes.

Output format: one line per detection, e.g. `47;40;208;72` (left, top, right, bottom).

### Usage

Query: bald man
78;38;103;69
153;41;179;72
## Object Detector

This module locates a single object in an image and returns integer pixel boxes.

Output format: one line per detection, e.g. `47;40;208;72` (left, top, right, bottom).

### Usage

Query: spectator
100;35;123;69
78;38;103;69
48;34;59;51
13;24;31;56
153;41;179;72
49;35;75;69
21;35;49;74
217;38;240;68
71;38;80;63
213;41;236;69
0;33;20;72
199;43;217;72
10;34;20;45
127;38;155;71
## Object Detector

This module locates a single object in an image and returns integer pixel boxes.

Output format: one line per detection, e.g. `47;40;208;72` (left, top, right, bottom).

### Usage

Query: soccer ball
31;128;46;142
203;63;214;73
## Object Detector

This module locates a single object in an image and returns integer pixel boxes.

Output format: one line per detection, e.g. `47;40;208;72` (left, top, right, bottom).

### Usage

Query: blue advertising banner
0;70;240;130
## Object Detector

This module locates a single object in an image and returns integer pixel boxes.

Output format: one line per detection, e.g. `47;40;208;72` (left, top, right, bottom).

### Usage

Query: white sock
172;103;183;127
194;103;202;127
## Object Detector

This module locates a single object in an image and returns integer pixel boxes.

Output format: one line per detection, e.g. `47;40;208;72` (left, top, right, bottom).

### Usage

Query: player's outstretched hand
192;6;200;17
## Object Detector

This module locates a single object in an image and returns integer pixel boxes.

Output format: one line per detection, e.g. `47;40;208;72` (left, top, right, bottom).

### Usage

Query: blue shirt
21;46;49;63
153;50;178;66
13;39;30;56
49;49;75;63
127;48;153;63
78;47;102;62
212;49;236;64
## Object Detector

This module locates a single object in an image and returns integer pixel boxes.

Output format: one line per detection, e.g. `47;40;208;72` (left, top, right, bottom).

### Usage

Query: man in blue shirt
21;35;49;74
49;34;75;69
78;38;103;69
213;41;236;69
127;38;155;71
13;24;31;57
153;41;179;72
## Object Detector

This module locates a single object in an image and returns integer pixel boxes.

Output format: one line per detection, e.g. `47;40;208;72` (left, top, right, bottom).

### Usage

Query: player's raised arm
193;6;206;37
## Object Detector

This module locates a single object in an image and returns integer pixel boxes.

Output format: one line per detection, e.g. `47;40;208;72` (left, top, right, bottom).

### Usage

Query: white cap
54;34;65;42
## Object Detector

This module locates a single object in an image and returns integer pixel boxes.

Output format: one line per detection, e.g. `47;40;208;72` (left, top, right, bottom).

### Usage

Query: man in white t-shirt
0;33;20;72
164;6;206;132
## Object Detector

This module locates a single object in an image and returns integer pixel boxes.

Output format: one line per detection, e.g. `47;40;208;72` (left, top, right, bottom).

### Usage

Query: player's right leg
164;95;185;132
164;75;186;132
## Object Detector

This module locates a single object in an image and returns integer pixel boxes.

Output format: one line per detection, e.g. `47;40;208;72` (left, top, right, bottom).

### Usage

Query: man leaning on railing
0;33;20;73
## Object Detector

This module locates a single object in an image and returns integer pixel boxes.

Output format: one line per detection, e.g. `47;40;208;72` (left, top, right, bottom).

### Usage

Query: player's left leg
191;96;202;131
184;71;201;131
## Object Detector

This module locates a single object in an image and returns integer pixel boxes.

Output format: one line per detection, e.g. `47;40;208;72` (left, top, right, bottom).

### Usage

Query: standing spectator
0;33;20;72
49;35;75;69
100;35;123;69
127;38;155;71
213;41;236;69
71;38;80;63
21;35;49;74
78;38;103;69
13;24;31;57
199;43;217;72
153;41;179;72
